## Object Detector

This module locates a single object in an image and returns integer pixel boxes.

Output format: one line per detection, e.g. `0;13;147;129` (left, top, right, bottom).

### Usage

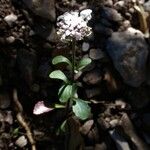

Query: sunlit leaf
52;55;72;68
49;70;68;83
58;84;73;103
73;99;91;120
77;58;92;71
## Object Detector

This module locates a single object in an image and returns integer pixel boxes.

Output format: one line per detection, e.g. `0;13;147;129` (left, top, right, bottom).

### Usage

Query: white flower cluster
57;9;92;41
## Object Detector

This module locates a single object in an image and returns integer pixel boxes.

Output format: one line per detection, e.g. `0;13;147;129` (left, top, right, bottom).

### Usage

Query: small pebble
89;49;105;60
82;42;90;52
0;93;11;109
109;119;119;128
15;136;27;148
6;36;15;44
80;120;94;135
4;13;17;26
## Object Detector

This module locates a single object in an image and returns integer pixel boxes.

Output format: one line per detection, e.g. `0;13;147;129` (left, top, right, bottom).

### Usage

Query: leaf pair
52;55;92;72
58;84;77;103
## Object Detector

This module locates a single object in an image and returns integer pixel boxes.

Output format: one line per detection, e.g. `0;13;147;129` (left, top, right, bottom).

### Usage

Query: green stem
72;39;76;82
65;39;76;117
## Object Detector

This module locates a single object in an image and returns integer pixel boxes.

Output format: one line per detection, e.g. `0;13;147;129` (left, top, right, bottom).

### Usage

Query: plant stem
65;39;76;117
72;38;76;82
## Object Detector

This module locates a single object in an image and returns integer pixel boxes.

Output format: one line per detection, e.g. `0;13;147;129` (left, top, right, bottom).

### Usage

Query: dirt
0;0;150;150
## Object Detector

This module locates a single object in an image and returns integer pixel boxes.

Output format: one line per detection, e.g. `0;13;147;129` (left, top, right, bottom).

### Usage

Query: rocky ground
0;0;150;150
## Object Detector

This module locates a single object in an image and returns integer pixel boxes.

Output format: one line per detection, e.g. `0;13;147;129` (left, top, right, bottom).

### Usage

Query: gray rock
144;0;150;12
89;49;105;60
4;13;17;26
0;93;10;109
17;49;37;86
109;129;131;150
22;0;56;22
126;86;150;109
34;22;56;42
83;69;102;85
106;27;149;87
85;87;101;98
82;42;90;52
101;7;123;22
15;136;27;148
94;23;113;36
95;143;107;150
80;120;94;135
6;36;15;44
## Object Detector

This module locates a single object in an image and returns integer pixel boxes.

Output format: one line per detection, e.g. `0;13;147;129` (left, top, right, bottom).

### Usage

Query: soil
0;0;150;150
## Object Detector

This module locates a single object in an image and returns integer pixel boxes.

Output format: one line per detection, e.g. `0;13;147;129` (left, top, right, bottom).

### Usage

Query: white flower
57;9;92;42
33;101;53;115
80;9;92;22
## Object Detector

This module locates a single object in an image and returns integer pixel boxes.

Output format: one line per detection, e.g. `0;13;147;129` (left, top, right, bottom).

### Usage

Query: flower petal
33;101;53;115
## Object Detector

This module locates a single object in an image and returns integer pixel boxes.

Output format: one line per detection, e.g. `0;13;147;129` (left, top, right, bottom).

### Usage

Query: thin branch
12;89;36;150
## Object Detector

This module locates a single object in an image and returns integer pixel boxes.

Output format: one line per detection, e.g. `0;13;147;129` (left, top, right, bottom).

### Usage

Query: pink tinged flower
33;101;53;115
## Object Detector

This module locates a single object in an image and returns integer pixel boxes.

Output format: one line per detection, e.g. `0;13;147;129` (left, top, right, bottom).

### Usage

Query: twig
12;89;36;150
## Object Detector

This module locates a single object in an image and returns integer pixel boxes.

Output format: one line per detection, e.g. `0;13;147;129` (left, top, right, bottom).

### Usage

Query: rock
6;36;15;44
100;7;123;22
85;87;101;98
144;0;150;12
5;111;13;125
34;21;56;42
142;113;150;131
109;129;131;150
87;126;99;143
4;13;17;26
146;55;150;85
114;1;125;8
80;120;94;135
126;86;150;109
22;0;56;22
89;49;105;60
115;100;126;109
15;136;27;148
83;69;102;85
17;49;37;86
94;23;113;36
94;143;107;150
0;75;2;86
31;83;40;92
109;119;119;128
97;117;110;130
82;42;90;52
0;110;13;124
106;27;149;87
38;60;51;80
0;93;10;109
84;146;94;150
103;0;113;7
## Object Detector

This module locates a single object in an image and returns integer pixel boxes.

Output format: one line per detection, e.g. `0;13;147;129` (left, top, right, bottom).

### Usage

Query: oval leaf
73;99;91;120
52;55;72;67
77;58;92;71
58;84;73;103
49;70;68;83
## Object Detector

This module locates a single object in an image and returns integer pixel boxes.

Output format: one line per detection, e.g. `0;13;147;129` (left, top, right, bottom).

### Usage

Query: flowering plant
34;9;93;121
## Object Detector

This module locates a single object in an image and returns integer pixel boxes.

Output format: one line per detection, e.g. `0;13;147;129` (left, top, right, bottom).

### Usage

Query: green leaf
52;55;72;68
73;99;91;120
49;70;68;83
77;58;92;71
58;84;73;103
